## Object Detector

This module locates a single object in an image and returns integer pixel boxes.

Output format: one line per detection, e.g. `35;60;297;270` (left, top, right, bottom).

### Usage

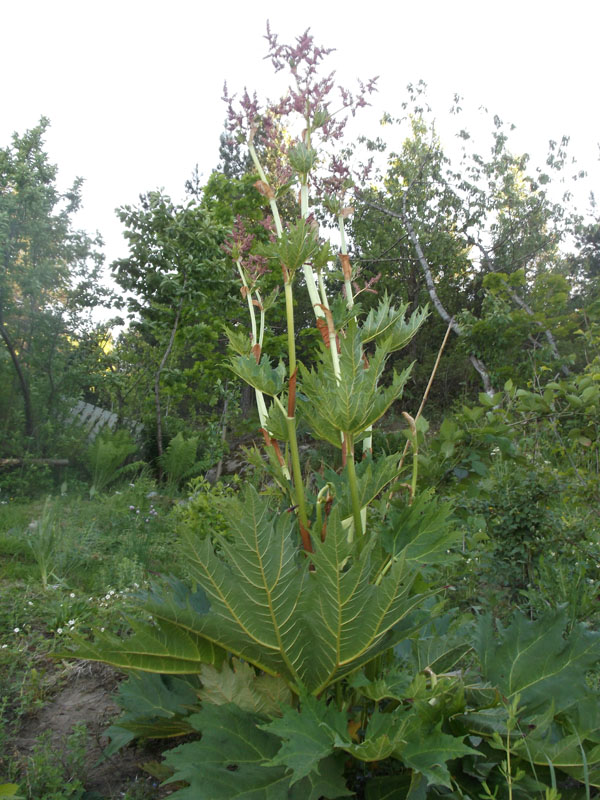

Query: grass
0;477;195;799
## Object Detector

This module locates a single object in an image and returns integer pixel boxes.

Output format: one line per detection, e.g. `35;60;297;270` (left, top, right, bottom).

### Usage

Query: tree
0;118;106;448
111;190;235;468
352;90;579;398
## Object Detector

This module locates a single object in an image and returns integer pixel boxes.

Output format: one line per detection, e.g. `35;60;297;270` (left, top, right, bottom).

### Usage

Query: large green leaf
104;672;199;756
300;325;413;446
70;579;225;673
76;486;430;695
261;693;348;784
199;659;290;716
381;492;460;566
228;354;287;397
476;609;600;716
361;295;428;352
398;723;478;788
163;703;350;800
186;488;428;693
319;454;403;523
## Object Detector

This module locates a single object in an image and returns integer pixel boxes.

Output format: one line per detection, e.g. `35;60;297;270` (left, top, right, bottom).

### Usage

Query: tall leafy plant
72;28;600;800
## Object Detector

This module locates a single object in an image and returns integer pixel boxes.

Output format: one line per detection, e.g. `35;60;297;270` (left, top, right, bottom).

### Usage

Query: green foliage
86;428;140;497
0;784;21;798
108;189;237;456
300;325;414;448
53;28;600;800
104;672;200;756
26;497;59;590
0;119;108;449
476;608;600;717
74;488;442;694
258;217;326;276
361;296;428;352
158;432;200;490
173;476;239;545
163;703;351;800
228;354;287;397
20;725;88;800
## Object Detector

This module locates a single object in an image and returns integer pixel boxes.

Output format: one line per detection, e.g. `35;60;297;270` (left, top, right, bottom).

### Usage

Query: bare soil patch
13;661;169;798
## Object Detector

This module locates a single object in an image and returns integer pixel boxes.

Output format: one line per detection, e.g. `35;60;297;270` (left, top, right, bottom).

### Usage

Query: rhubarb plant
71;27;600;800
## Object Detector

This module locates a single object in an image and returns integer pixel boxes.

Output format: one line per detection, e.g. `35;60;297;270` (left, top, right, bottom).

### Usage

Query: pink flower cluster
223;215;273;283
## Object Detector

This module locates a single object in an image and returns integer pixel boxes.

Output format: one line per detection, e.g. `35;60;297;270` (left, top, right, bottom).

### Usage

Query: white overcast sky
2;0;599;269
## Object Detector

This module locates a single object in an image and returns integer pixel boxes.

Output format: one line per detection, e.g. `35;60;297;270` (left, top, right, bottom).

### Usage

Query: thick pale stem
318;272;341;381
338;214;354;310
344;433;364;542
300;182;309;219
284;280;296;376
248;142;283;238
256;289;265;349
282;274;310;544
338;213;372;457
237;262;257;344
303;263;326;322
237;260;268;430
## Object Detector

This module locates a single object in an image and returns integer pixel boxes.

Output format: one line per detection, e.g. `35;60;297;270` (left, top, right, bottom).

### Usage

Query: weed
20;724;88;800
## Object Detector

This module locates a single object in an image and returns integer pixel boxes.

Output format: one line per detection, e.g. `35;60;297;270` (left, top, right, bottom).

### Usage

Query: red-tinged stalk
248;139;283;239
338;215;354;310
317;276;341;381
282;270;311;547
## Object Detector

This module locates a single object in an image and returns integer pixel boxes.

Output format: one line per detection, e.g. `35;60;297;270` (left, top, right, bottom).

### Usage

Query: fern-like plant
86;428;140;497
158;431;200;491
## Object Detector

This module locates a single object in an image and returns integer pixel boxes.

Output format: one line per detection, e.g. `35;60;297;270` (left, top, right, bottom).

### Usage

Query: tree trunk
504;283;570;376
366;198;496;396
0;317;35;438
155;299;183;481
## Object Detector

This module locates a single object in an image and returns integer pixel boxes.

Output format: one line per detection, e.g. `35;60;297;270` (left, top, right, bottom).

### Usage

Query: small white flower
100;627;105;632
56;628;63;634
27;601;34;606
13;627;20;633
109;589;115;596
69;592;75;598
1;644;7;648
129;483;135;487
67;619;75;626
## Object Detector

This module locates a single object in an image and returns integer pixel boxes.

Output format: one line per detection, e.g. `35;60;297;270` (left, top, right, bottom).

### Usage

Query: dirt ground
12;661;170;798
